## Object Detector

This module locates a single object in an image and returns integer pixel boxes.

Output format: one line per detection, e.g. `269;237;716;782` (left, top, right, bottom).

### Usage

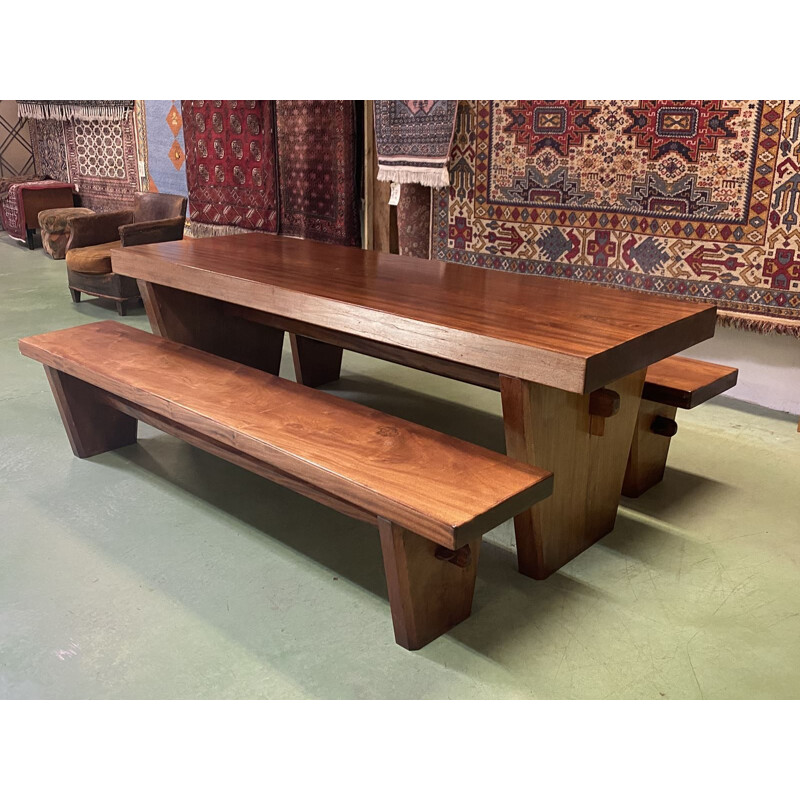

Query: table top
113;233;717;394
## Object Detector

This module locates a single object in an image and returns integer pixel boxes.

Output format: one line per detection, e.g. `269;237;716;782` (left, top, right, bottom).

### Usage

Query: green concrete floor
1;231;799;700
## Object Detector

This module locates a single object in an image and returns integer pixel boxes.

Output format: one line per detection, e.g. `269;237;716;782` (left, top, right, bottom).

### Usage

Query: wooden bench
19;321;553;650
622;355;738;497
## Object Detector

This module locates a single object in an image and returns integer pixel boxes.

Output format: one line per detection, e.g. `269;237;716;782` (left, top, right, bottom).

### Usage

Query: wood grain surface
642;355;738;409
379;518;480;650
19;321;553;548
501;368;646;578
112;233;717;394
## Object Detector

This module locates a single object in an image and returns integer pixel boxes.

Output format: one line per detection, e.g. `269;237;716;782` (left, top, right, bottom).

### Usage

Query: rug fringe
17;101;132;122
377;165;450;188
188;221;263;238
716;311;800;338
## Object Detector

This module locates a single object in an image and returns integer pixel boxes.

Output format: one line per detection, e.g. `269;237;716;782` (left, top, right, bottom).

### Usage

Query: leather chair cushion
65;240;123;274
38;207;95;233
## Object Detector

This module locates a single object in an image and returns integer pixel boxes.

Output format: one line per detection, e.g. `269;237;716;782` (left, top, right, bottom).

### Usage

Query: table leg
500;369;646;579
622;400;678;497
139;281;284;375
290;334;343;387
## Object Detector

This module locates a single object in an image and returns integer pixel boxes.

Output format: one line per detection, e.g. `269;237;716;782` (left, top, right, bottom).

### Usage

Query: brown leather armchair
65;192;187;315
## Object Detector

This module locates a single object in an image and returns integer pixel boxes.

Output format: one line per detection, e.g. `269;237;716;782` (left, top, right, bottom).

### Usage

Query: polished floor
1;231;799;699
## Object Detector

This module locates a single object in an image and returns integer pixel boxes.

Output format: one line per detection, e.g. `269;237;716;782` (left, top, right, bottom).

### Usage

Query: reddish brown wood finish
643;356;738;409
139;281;284;377
379;518;480;650
112;233;716;394
623;355;738;497
19;321;553;550
44;366;137;457
21;321;556;648
110;234;721;578
233;304;499;390
22;187;74;228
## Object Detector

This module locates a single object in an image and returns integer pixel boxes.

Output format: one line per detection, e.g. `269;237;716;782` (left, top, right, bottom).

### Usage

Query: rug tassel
17;102;132;122
188;221;267;238
716;311;800;338
377;165;450;188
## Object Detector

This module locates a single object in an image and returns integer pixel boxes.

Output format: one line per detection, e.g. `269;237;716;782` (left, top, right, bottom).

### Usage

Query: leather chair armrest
119;216;186;247
66;210;134;251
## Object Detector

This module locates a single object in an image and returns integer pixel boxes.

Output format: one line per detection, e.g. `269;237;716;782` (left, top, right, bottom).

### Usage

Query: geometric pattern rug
63;114;140;211
433;100;800;336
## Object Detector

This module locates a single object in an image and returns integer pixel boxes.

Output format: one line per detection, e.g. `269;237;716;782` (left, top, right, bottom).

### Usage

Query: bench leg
44;367;137;458
290;334;343;387
139;281;284;376
500;369;646;579
378;518;480;650
69;288;81;303
622;400;678;498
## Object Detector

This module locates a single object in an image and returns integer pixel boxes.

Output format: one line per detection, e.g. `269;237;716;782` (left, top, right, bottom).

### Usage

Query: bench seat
19;321;553;649
623;354;738;497
642;356;739;409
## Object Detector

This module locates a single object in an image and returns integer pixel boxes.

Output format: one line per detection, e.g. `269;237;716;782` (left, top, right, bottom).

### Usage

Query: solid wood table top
113;233;717;394
20;321;553;547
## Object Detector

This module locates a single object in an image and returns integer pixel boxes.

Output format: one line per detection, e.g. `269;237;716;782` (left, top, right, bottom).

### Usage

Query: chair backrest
133;192;187;224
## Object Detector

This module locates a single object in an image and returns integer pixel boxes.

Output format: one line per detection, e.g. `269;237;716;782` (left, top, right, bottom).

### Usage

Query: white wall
683;326;800;415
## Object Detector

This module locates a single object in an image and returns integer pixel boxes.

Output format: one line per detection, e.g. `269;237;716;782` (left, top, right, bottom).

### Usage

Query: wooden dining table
112;233;716;579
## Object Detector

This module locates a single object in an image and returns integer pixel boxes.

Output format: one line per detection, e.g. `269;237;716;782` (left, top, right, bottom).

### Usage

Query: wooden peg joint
589;388;621;418
588;388;621;437
651;415;678;437
434;543;472;568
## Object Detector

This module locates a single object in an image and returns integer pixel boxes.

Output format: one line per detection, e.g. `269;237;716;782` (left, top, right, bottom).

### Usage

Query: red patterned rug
182;100;278;234
275;101;360;247
28;120;69;182
0;174;45;201
398;183;432;258
433;101;800;336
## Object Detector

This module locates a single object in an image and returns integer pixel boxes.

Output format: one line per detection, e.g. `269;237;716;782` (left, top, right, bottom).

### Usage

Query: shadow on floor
56;426;627;670
620;465;731;516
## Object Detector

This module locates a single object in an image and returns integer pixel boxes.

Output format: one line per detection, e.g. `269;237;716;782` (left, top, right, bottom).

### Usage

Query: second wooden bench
622;355;738;497
19;321;553;650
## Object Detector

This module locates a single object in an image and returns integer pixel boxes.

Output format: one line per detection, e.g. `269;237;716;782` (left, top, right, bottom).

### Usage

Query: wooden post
290;333;343;387
500;369;646;579
44;367;137;458
378;518;480;650
622;400;679;497
366;101;396;254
